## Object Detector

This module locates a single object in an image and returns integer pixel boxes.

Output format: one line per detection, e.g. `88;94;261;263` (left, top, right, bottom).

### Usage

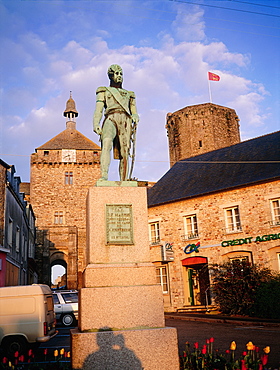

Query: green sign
221;233;280;247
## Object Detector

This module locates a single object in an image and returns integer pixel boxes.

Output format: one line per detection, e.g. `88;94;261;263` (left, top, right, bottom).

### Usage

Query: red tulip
241;359;247;370
14;351;19;358
202;345;207;354
2;357;7;364
209;337;214;343
261;354;268;366
194;342;199;349
44;348;48;355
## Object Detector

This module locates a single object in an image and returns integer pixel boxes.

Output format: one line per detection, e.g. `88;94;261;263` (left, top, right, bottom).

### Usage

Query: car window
61;293;78;303
52;294;60;304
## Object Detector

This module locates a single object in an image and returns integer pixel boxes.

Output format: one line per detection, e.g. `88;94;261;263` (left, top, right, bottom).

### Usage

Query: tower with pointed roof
30;94;101;289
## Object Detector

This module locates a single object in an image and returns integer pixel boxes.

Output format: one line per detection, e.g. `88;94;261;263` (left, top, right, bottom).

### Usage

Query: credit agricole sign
221;232;280;247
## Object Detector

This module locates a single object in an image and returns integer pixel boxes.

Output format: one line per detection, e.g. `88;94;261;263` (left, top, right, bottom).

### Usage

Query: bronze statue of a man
93;64;139;181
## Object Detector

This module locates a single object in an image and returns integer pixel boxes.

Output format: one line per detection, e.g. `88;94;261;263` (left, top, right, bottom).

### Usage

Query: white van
0;284;57;356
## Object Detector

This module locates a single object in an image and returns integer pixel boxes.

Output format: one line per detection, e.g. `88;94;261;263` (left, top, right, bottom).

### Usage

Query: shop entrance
182;257;211;306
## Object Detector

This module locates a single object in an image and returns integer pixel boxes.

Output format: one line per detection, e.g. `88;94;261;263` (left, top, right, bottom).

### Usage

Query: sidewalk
164;311;280;327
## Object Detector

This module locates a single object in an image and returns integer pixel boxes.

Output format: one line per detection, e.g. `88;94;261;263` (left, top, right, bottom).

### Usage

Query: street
37;318;280;368
165;317;280;368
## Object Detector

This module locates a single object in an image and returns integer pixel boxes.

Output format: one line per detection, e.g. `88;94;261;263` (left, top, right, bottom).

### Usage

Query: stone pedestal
71;182;179;369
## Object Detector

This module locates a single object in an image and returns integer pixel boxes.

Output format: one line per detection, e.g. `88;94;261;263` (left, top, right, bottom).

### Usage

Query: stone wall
148;180;280;310
166;103;240;166
30;148;101;289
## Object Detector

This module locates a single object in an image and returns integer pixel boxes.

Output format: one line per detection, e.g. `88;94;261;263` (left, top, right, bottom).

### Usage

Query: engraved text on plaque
106;204;133;244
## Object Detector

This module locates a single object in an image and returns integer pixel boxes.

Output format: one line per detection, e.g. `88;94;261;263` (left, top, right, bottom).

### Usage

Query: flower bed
180;338;273;370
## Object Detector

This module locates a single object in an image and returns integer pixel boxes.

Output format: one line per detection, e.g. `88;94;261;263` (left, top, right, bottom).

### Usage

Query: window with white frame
149;221;160;244
224;206;242;233
270;198;280;226
54;211;64;224
65;171;73;185
183;214;199;240
156;265;169;294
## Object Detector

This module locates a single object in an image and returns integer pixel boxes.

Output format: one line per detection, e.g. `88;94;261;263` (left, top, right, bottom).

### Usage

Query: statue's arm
129;92;139;124
93;87;106;135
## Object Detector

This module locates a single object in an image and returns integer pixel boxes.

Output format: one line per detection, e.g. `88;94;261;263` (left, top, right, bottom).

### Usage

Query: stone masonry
148;180;280;310
166;103;240;166
30;95;101;288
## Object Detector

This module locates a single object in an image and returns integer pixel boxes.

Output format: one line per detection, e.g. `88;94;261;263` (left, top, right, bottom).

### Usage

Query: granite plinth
79;285;165;331
82;262;157;287
71;327;180;370
86;186;151;264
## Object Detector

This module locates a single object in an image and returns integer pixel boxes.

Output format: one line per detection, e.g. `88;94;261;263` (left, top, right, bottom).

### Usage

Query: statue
93;64;139;181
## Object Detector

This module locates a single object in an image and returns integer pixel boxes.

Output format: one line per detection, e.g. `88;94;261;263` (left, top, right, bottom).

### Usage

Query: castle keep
166;103;240;166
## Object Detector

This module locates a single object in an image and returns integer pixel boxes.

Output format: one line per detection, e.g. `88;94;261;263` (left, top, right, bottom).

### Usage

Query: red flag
208;72;220;81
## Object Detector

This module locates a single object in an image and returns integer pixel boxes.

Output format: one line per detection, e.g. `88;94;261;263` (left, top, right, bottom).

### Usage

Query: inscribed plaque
106;204;133;244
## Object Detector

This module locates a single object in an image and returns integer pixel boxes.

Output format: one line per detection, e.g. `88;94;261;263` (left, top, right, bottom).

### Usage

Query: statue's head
108;64;123;87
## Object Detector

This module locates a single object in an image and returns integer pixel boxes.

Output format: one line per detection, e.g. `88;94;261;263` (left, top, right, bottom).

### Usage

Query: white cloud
172;5;206;41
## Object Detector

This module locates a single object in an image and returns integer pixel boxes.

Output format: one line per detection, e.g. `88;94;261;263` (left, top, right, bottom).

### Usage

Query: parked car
0;284;57;356
52;290;78;327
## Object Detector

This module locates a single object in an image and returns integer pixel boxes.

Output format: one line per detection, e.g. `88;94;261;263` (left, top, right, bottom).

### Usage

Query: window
156;266;169;294
270;199;280;226
54;211;64;224
8;218;13;247
225;206;242;233
149;222;160;244
183;214;199;240
44;151;49;156
15;226;20;252
229;256;249;265
65;171;73;185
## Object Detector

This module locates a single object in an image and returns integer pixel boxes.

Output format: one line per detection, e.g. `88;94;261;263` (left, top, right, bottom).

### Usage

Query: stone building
0;159;37;286
30;94;101;289
147;131;280;311
166;103;240;166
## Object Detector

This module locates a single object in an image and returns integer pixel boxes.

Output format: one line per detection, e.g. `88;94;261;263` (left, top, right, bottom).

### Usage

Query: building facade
166;103;240;166
147;131;280;311
0;160;37;286
30;94;101;289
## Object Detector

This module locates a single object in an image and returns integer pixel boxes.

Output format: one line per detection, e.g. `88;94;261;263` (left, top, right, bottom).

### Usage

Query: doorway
182;257;211;306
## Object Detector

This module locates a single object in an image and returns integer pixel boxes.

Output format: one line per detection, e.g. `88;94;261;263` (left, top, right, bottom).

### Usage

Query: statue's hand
131;114;139;124
94;126;102;135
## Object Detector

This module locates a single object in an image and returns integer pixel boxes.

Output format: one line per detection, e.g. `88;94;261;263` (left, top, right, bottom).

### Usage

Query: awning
181;256;208;266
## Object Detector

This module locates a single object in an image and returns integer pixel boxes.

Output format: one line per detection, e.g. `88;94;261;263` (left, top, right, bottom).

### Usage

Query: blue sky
1;0;279;182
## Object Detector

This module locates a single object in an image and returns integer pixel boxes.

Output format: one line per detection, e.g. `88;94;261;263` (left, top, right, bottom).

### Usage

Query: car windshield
61;293;78;303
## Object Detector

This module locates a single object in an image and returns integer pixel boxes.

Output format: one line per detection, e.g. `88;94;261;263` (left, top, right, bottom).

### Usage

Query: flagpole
208;78;212;103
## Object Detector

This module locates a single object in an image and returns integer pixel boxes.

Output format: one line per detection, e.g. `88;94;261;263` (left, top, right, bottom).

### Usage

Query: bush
250;276;280;319
210;261;278;317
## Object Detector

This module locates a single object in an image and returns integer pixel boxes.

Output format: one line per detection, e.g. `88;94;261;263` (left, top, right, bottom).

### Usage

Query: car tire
2;335;28;357
61;313;76;327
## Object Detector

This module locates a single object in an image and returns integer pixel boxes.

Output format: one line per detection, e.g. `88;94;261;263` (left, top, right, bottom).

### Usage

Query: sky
0;0;279;183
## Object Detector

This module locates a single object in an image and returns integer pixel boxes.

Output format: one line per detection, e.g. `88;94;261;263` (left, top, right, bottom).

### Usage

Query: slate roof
148;131;280;207
36;126;100;151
